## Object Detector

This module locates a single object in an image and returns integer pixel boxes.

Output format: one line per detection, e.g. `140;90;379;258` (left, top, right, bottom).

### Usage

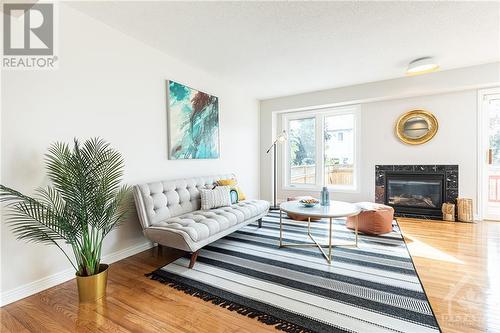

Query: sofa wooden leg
189;250;199;269
258;218;262;228
157;244;163;257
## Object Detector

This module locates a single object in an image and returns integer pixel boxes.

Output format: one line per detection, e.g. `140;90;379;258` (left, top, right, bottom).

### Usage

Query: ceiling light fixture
406;57;439;76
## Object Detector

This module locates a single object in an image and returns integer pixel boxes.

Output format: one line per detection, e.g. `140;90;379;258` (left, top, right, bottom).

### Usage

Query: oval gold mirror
396;110;438;145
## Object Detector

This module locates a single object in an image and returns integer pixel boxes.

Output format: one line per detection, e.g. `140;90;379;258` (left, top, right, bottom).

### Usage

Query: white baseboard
103;241;154;265
0;241;154;307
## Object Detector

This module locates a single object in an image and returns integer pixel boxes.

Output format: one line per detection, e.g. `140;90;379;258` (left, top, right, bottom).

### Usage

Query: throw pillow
217;179;237;187
200;186;231;210
235;187;246;201
229;189;239;204
216;178;246;201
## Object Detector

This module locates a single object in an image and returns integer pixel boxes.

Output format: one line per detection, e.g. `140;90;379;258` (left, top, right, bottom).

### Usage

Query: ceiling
69;1;500;100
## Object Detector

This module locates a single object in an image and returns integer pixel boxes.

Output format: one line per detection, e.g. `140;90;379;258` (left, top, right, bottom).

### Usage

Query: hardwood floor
397;218;500;333
1;219;498;333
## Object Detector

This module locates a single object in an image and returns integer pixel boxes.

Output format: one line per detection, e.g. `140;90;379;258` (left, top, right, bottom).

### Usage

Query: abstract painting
167;80;220;159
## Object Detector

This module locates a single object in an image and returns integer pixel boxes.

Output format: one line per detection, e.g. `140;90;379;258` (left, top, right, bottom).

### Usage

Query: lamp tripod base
270;205;281;211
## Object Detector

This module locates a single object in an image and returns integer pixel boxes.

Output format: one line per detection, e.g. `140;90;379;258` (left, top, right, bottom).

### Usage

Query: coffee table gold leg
328;217;332;263
308;216;311;236
279;209;283;247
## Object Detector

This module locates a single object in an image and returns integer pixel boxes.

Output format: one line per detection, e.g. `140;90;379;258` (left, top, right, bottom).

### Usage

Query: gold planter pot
76;264;109;302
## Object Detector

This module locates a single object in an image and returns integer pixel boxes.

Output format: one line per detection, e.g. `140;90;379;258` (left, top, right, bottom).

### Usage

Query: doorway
479;87;500;220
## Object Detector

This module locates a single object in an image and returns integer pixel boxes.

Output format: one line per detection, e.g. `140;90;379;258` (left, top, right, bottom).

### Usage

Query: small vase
320;187;330;206
76;264;109;302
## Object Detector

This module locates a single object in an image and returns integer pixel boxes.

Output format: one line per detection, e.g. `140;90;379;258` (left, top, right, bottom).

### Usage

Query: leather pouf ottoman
286;196;321;221
346;202;394;235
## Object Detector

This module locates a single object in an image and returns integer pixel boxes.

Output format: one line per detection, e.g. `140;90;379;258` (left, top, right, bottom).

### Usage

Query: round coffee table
279;200;361;264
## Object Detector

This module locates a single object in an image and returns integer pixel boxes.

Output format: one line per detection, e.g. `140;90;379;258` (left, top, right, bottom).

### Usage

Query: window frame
281;105;361;193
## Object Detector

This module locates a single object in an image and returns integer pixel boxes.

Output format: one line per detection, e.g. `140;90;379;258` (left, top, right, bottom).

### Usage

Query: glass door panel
484;92;500;220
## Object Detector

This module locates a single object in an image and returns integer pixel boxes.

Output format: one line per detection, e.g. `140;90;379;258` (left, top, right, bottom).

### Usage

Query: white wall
260;63;500;212
1;4;259;303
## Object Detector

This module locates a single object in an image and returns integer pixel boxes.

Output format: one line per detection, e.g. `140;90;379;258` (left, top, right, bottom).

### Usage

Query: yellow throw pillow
235;186;246;201
217;179;237;187
217;179;246;201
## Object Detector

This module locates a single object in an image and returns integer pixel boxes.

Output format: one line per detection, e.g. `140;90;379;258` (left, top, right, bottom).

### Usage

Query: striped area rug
148;211;441;333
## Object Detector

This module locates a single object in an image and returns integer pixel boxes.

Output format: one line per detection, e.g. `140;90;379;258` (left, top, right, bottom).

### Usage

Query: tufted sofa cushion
150;200;269;243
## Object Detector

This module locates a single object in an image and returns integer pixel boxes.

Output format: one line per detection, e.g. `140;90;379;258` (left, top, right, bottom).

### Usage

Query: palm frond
1;186;77;242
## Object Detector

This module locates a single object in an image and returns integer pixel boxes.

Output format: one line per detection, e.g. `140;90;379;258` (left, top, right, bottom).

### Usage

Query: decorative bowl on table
299;198;319;208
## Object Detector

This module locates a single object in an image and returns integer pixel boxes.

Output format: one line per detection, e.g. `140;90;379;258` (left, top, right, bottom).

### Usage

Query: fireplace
386;173;445;218
375;165;458;219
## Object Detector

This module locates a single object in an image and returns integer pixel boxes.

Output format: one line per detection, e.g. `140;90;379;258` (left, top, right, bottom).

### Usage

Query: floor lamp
266;130;287;210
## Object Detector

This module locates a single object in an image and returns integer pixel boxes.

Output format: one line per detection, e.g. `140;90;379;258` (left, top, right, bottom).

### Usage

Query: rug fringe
145;271;313;333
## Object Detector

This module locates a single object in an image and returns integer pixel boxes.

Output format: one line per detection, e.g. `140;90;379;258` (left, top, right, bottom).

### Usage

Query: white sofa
133;174;270;267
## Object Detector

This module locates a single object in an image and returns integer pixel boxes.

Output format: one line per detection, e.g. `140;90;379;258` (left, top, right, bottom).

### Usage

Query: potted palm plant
0;138;130;302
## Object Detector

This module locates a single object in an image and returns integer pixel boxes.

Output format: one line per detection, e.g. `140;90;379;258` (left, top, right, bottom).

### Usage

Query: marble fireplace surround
375;165;459;219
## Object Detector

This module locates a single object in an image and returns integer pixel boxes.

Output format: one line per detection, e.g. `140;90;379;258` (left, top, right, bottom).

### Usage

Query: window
282;106;360;191
288;117;316;185
324;114;354;187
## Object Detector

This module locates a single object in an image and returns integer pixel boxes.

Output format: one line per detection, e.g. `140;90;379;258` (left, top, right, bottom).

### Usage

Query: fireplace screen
387;179;443;208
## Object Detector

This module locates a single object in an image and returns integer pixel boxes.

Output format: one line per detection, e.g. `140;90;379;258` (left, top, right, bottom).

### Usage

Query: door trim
477;87;500;221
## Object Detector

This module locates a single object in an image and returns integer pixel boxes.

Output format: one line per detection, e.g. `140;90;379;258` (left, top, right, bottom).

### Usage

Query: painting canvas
167;80;220;159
